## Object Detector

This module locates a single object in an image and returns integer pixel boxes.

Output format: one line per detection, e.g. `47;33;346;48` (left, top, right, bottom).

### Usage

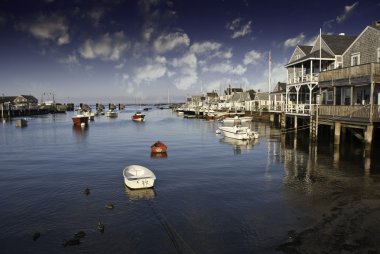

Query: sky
0;0;379;103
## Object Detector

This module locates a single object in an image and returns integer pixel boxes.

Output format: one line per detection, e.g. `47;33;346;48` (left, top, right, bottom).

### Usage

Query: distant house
13;95;39;109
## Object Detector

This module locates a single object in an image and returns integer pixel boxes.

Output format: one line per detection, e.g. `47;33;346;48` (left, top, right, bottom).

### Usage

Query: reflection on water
150;152;168;159
124;186;156;200
72;125;89;139
219;136;259;155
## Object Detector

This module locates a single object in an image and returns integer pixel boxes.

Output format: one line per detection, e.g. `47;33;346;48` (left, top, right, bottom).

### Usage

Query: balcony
288;74;319;85
318;63;380;84
318;105;380;123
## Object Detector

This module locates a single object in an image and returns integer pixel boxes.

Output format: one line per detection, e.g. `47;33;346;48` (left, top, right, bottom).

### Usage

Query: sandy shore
277;180;380;254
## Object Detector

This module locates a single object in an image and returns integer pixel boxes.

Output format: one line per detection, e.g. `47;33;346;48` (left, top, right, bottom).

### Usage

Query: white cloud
153;32;190;53
79;31;129;61
283;33;306;48
134;57;167;84
190;41;221;54
203;61;246;75
114;63;124;69
226;18;252;39
243;50;261;65
172;52;197;69
59;54;79;65
19;14;70;45
174;70;197;90
336;2;359;23
171;52;198;90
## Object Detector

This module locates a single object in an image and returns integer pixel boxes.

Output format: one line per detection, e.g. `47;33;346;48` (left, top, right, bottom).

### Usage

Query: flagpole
268;50;271;109
319;28;322;72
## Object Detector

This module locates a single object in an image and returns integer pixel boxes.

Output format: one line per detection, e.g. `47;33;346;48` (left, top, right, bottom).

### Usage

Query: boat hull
72;115;89;126
124;178;155;189
132;114;145;121
219;126;259;140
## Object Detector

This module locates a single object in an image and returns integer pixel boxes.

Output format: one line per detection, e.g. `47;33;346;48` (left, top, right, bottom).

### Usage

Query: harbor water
1;108;380;253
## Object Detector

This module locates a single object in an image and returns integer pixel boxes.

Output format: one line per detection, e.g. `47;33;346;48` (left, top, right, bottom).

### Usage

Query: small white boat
218;125;259;140
106;110;118;117
222;115;252;124
123;165;156;189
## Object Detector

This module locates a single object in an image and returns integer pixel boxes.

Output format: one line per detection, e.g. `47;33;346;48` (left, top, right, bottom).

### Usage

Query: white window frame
351;53;360;66
377;48;380;63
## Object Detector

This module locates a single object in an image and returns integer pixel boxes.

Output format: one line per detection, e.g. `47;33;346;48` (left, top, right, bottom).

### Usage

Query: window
335;56;343;68
295;55;300;60
377;48;380;62
351;53;360;66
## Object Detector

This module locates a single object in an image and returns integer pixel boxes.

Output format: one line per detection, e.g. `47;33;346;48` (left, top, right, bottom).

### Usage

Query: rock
83;188;90;195
32;231;40;241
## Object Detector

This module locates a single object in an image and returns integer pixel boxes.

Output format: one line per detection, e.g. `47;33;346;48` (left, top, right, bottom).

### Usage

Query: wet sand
277;177;380;254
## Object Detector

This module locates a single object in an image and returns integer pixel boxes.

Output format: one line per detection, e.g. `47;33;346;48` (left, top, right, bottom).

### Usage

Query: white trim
350;52;360;66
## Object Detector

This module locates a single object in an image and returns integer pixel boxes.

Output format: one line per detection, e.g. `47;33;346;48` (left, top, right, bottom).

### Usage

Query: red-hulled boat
72;114;89;127
151;141;167;153
132;111;145;122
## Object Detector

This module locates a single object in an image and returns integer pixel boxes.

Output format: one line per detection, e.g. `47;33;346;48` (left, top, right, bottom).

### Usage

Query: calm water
1;108;380;253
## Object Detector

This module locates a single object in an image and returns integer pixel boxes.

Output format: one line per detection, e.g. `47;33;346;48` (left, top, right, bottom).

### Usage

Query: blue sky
0;0;379;103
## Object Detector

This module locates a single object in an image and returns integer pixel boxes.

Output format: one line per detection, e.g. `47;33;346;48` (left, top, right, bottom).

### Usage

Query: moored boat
72;114;89;127
218;125;259;140
105;110;118;117
132;111;145;122
151;141;167;153
123;165;156;189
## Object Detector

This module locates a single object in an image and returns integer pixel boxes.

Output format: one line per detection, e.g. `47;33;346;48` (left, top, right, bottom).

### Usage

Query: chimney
373;21;380;27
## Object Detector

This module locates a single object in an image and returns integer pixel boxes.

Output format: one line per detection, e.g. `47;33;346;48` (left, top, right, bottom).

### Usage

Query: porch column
365;124;373;146
294;115;298;132
301;64;304;82
334;121;341;145
370;81;374;123
350;86;354;106
295;85;300;113
310;60;313;78
333;87;336;105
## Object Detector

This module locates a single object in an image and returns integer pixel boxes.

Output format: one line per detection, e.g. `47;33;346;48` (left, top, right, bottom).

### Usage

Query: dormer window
351;53;360;66
296;55;300;60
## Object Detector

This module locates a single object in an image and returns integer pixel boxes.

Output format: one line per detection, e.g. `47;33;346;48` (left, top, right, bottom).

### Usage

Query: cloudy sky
0;0;378;103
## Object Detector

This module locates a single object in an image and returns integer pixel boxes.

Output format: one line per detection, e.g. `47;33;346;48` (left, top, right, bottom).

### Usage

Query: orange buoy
151;141;167;153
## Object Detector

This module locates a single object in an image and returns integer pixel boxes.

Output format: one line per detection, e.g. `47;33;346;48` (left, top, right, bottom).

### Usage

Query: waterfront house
283;22;380;145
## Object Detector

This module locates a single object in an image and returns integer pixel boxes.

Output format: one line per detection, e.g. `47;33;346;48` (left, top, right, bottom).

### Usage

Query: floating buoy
105;204;114;209
83;188;90;195
151;141;167;153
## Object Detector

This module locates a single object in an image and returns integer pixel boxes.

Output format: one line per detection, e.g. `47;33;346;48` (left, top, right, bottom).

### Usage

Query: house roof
298;45;312;54
0;96;16;103
254;92;269;101
20;95;38;102
321;35;357;55
285;49;334;67
272;82;286;93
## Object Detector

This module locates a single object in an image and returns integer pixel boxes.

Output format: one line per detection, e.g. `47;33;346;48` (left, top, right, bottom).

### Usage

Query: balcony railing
318;63;380;82
288;74;319;84
317;105;380;122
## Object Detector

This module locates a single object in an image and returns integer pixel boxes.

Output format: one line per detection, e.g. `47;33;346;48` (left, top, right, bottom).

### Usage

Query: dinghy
123;165;156;189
